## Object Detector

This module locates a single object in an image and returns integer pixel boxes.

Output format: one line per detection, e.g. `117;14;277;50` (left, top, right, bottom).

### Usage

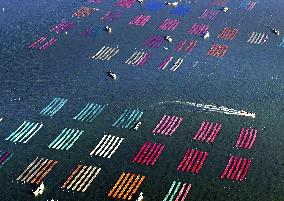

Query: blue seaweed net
170;5;191;16
92;26;104;38
239;0;249;9
143;1;165;12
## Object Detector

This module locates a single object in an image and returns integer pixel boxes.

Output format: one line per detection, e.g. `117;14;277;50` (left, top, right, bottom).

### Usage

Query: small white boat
272;28;280;36
223;7;229;12
136;192;144;201
165;36;173;43
105;26;112;33
108;71;117;80
134;122;142;130
33;182;45;196
165;2;178;7
203;31;210;39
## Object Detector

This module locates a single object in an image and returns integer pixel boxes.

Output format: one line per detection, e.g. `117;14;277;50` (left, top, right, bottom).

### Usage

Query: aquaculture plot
90;135;124;158
210;0;228;6
218;28;239;40
235;128;258;150
50;20;75;33
239;0;257;11
129;14;151;27
91;46;120;61
177;148;208;174
81;25;104;37
220;156;252;182
174;39;197;54
188;23;209;36
159;56;185;72
170;6;191;16
101;10;123;22
48;128;84;151
132;142;165;166
144;35;165;48
143;1;165;12
125;50;151;66
16;157;58;185
198;9;219;20
152;115;184;136
207;43;228;58
5;121;43;144
158;19;180;31
0;150;14;168
247;32;268;44
72;7;96;18
108;172;145;200
112;109;143;129
193;121;222;143
28;36;57;50
40;97;67;117
73;103;106;123
61;164;101;192
163;181;192;201
115;0;136;8
81;25;95;36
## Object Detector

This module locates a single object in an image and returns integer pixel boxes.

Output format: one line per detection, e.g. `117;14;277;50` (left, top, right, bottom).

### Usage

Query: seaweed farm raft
1;0;282;200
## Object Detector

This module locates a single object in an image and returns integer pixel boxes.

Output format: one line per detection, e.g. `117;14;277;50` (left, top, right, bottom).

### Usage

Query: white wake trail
157;100;256;119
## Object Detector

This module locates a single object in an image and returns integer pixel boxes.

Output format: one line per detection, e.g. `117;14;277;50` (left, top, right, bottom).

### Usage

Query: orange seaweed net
218;27;239;40
60;163;101;192
108;172;145;200
72;7;96;18
207;43;228;58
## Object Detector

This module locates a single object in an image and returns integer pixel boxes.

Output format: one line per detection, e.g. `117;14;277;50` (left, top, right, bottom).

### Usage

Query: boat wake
157;100;256;119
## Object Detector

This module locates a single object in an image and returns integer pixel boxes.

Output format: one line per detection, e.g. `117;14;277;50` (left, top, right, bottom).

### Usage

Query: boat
108;71;117;80
33;182;45;196
136;192;144;201
134;122;142;130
